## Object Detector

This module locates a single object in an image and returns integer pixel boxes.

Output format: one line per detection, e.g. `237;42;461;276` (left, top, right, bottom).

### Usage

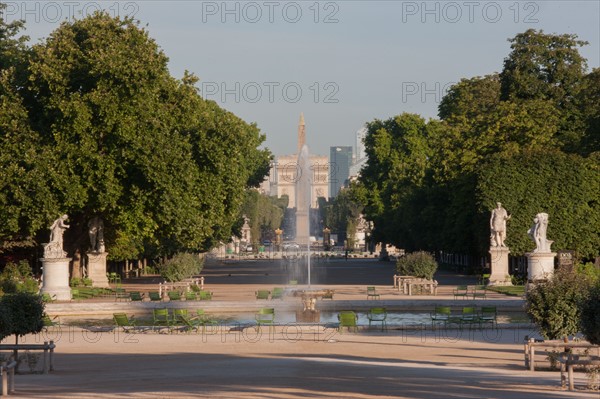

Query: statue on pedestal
44;214;69;258
490;202;511;247
528;213;553;253
88;216;105;253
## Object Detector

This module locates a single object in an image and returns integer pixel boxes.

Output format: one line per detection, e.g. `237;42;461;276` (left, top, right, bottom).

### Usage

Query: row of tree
354;29;600;260
0;9;271;264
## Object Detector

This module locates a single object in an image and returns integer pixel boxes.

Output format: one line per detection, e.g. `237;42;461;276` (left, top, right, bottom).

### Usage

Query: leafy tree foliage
356;29;600;260
0;260;39;294
0;13;270;262
320;184;363;248
240;190;285;246
500;29;589;152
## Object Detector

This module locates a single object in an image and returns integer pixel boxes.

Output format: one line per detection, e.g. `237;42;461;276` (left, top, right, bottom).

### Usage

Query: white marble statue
44;214;69;258
490;202;511;247
528;213;553;253
88;216;105;253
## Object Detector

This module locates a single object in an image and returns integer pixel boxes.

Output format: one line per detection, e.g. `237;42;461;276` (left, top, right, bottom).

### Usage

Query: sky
5;0;600;157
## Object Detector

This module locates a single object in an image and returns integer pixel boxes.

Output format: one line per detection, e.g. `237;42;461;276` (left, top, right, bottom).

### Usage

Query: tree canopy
0;12;271;260
357;29;600;261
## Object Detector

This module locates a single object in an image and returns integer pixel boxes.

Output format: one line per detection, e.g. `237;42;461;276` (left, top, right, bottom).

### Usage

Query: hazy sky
7;0;600;156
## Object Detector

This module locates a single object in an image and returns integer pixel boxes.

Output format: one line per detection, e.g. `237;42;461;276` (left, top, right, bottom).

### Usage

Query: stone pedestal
488;247;512;286
87;251;109;288
40;257;72;301
526;252;556;281
296;310;320;323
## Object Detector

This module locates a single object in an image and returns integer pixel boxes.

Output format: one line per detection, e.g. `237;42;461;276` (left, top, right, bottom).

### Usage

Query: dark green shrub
396;252;438;280
525;268;593;339
70;278;82;287
579;281;600;345
158;253;204;282
82;277;93;287
0;261;39;294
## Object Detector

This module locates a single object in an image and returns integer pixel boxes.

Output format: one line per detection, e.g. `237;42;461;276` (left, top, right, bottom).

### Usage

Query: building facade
329;146;353;198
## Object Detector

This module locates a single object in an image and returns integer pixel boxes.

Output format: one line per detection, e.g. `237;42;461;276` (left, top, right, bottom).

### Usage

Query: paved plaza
9;258;599;398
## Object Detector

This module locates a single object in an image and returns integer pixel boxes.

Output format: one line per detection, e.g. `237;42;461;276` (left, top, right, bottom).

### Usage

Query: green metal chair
149;291;162;301
43;314;60;331
479;306;498;329
367;307;388;331
453;285;469;300
255;308;275;333
367;286;380;300
471;285;487;300
176;313;201;334
459;306;478;329
430;306;451;329
196;309;219;334
338;311;358;333
271;287;284;300
152;308;173;333
129;291;144;301
113;313;137;333
255;290;270;300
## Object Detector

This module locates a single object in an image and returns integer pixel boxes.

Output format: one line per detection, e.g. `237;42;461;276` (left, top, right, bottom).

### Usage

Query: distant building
263;113;328;209
329;146;353;198
349;126;368;180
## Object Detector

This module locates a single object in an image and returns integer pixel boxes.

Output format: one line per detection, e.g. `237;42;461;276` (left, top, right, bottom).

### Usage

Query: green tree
157;252;204;283
240;190;285;246
0;13;270;265
500;29;589;152
0;292;45;365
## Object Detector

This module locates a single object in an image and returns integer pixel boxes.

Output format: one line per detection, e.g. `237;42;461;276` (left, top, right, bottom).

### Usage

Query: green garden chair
479;306;498;329
43;314;60;331
430;306;451;329
459;307;478;329
115;287;129;302
338;311;358;333
255;290;270;300
149;291;162;301
471;285;487;300
367;286;380;300
255;308;275;333
367;307;388;331
129;291;144;301
152;308;173;333
271;287;284;300
196;309;219;334
453;285;469;300
113;313;137;333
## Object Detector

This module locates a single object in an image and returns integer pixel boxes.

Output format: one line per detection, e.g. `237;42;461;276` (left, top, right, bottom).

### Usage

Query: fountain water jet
295;144;311;287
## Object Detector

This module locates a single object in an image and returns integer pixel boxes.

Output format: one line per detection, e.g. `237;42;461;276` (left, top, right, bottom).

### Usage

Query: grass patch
71;287;115;299
487;285;525;297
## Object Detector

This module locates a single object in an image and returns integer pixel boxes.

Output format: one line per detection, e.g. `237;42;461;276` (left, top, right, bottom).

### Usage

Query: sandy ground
12;327;598;399
6;259;600;398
